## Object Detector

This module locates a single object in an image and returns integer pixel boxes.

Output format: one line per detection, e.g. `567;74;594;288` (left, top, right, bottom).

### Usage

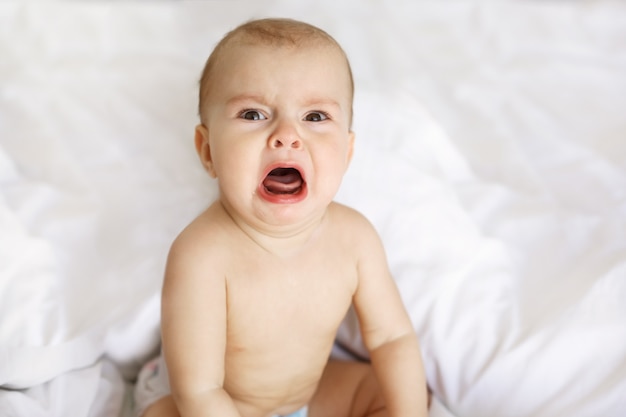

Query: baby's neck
220;201;328;257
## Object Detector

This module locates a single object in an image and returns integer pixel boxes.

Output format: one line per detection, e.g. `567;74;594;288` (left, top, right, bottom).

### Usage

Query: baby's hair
197;18;354;124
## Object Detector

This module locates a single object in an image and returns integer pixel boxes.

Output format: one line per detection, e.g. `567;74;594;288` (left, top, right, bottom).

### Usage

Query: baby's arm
352;216;428;417
160;223;240;417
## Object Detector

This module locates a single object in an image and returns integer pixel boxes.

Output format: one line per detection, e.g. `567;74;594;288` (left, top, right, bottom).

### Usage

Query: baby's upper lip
262;162;306;182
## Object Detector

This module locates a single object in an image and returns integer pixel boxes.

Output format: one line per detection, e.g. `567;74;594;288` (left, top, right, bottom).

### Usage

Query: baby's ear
194;124;217;178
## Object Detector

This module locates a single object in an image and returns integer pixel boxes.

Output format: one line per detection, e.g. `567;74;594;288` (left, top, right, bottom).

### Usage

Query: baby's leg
308;360;388;417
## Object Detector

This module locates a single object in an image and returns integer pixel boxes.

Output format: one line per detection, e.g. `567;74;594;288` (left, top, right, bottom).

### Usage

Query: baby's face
198;42;354;230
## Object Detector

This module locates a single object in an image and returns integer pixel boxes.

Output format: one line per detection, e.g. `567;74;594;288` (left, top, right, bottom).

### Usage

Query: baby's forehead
215;42;352;97
211;39;352;91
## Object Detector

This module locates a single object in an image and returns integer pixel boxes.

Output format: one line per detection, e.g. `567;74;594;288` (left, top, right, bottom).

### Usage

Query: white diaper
133;355;171;417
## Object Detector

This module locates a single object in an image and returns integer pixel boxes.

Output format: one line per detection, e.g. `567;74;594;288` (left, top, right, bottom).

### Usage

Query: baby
134;18;428;417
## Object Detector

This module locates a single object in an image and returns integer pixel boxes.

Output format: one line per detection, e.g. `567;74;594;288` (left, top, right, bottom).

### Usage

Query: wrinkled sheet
1;1;625;417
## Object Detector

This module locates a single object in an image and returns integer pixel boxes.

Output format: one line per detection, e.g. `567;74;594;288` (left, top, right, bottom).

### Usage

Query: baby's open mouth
262;167;304;195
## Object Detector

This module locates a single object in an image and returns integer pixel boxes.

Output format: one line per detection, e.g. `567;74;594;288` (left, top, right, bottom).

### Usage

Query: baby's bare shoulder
326;203;389;266
168;202;234;265
328;202;379;238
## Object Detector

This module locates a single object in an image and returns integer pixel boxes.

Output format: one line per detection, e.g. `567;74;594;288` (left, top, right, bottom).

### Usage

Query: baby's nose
270;136;302;149
269;124;302;149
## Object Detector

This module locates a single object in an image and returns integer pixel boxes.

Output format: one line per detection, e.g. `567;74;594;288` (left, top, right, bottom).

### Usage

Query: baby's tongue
263;168;303;194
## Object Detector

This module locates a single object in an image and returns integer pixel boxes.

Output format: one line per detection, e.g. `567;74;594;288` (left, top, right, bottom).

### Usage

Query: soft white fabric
1;2;625;417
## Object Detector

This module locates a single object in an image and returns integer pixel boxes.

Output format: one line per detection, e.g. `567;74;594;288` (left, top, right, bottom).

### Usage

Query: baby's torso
215;207;360;416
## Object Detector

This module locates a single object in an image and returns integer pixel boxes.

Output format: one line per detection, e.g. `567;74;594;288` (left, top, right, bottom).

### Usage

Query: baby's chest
225;261;356;343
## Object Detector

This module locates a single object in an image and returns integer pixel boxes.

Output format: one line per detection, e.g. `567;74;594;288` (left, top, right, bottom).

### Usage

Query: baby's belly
223;345;331;417
231;387;315;417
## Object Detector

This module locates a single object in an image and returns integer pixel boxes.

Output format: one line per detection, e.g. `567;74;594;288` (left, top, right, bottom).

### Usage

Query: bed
1;1;625;416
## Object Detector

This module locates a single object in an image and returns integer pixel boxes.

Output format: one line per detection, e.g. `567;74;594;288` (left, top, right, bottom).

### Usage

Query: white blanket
1;2;625;417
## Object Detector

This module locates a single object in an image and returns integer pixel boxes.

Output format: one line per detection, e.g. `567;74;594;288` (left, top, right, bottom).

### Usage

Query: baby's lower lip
257;181;308;204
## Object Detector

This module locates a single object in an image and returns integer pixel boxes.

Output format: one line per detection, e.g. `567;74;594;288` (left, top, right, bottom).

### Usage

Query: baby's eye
239;110;266;121
304;112;329;122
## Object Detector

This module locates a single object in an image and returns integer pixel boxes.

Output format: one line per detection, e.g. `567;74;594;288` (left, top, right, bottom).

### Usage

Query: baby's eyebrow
225;94;342;111
226;94;268;107
302;98;341;109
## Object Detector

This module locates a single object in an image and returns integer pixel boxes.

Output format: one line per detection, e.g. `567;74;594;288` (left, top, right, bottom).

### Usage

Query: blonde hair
198;18;354;124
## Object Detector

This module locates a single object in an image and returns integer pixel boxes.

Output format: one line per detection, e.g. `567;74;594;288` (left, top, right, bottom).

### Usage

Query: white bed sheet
1;1;625;417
